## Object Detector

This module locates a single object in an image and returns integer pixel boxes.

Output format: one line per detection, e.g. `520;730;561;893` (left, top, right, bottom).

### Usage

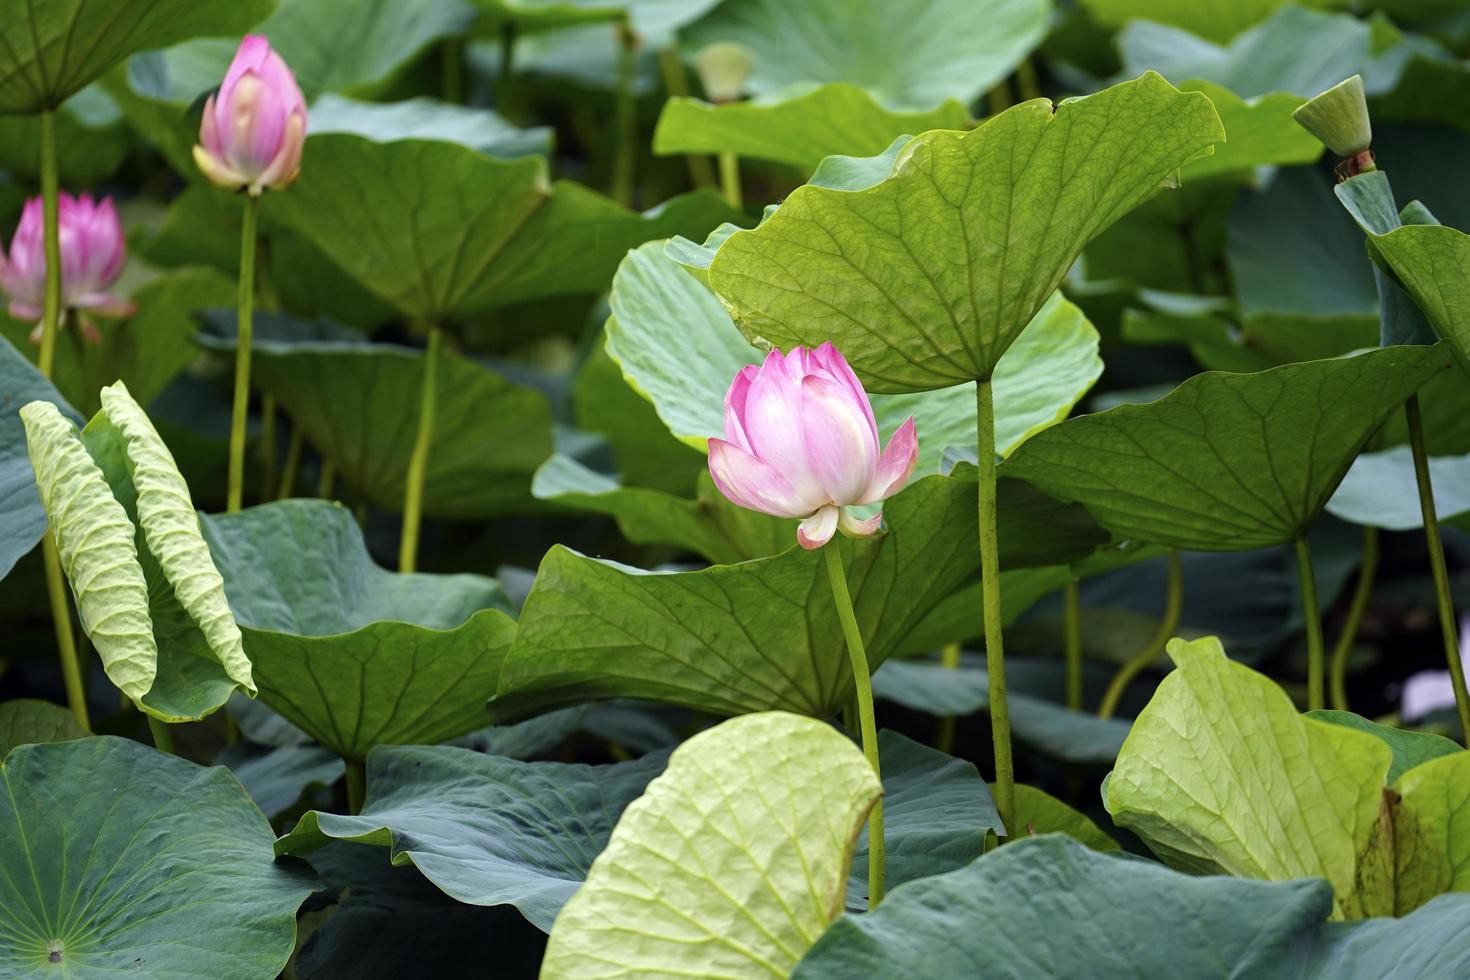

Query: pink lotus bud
709;343;918;550
0;193;132;331
193;35;307;196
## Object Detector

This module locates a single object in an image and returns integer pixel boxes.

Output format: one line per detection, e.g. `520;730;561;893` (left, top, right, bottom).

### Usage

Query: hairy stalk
1406;395;1470;739
1098;550;1183;720
935;642;962;754
1064;579;1082;711
148;717;175;755
1330;526;1379;712
824;543;885;906
656;46;715;188
1296;536;1326;711
258;394;276;503
226;195;259;513
612;23;638;207
346;760;366;814
317;460;336;499
278;425;303;500
976;379;1014;837
718;151;742;209
400;326;442;572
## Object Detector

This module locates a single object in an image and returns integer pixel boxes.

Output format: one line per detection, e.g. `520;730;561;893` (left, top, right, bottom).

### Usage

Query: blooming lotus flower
193;35;306;195
0;193;132;340
709;343;918;550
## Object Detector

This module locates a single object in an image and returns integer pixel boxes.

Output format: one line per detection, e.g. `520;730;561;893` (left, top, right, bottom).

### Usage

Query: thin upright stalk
612;23;638;207
656;46;715;188
718;151;742;209
823;543;885;907
1330;526;1379;712
317;460;336;499
345;760;366;814
975;379;1014;838
258;394;276;502
147;716;175;755
935;642;962;754
1064;579;1082;711
442;37;464;103
1296;536;1326;712
277;425;303;500
1098;550;1183;720
986;77;1012;118
1406;395;1470;738
226;195;259;513
400;326;442;572
1015;59;1041;102
37;109;87;730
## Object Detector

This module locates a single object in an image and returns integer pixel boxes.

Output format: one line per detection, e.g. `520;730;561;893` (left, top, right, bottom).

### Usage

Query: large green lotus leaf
0;0;272;113
0;699;86;758
198;322;553;519
1180;81;1322;181
652;84;969;173
850;732;1001;903
200;500;518;760
0;736;315;976
610;241;1103;468
221;743;345;819
703;73;1223;391
1121;308;1380;375
276;744;667;930
681;0;1048;110
1308;710;1462;785
0;85;128;185
308;93;553;159
1369;224;1470;377
1390;752;1470;913
0;335;82;580
793;834;1470;980
1106;636;1389;918
533;453;794;564
1327;446;1470;531
1002;345;1451;551
1087;0;1340;43
1010;784;1120;852
543;712;881;978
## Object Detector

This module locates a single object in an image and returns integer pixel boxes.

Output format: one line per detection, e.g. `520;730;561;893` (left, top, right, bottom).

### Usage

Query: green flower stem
147;716;175;755
399;325;442;573
1295;535;1326;712
1406;394;1470;739
718;152;742;209
37;108;87;731
226;195;259;513
1098;549;1182;720
1064;578;1082;711
317;460;336;499
823;542;885;907
442;37;464;103
656;46;716;189
258;393;276;502
975;378;1014;838
277;424;303;500
612;22;638;207
935;641;962;754
346;760;366;814
1330;525;1379;712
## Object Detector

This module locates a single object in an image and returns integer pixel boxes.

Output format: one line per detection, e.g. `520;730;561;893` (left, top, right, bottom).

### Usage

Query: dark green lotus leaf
308;93;553;158
793;833;1470;979
1368;224;1470;377
682;0;1048;110
220;743;346;819
471;0;723;38
276;743;669;930
1308;710;1463;785
201;501;518;760
0;0;272;113
198;320;553;518
1327;446;1470;531
1122;308;1380;375
1003;345;1452;551
702;73;1222;391
0;335;82;580
653;84;969;172
0;699;86;758
0;85;128;184
0;736;315;976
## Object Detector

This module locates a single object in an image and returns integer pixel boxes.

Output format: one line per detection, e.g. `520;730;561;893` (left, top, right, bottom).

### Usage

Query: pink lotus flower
193;35;306;196
709;343;918;550
0;193;132;340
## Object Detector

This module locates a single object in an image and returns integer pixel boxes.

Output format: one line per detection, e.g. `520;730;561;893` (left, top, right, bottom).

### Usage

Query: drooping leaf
652;84;969;172
0;699;86;758
681;0;1049;110
611;241;1103;469
197;320;554;518
1368;224;1470;377
541;712;881;978
0;0;272;112
276;743;667;930
0;336;83;580
701;73;1222;390
200;501;517;760
0;736;315;976
1089;0;1339;44
1308;710;1462;785
1327;446;1470;531
1003;346;1451;551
